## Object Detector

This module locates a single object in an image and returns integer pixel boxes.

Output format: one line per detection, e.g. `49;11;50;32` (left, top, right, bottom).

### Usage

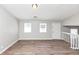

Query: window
70;29;78;39
40;23;47;33
70;29;78;35
24;23;31;33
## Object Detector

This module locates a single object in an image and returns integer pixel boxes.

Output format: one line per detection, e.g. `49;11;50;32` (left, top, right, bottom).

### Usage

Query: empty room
0;4;79;55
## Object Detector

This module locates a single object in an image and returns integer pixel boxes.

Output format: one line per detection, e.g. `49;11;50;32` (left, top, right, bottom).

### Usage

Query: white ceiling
2;4;79;21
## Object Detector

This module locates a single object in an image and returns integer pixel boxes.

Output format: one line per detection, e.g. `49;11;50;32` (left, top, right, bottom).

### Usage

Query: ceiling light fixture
32;4;39;8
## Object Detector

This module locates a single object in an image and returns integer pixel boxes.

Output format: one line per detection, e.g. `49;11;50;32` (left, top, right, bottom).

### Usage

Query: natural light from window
24;23;31;33
40;23;47;33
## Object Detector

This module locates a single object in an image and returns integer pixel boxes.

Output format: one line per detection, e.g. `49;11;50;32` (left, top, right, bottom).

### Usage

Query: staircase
62;32;79;49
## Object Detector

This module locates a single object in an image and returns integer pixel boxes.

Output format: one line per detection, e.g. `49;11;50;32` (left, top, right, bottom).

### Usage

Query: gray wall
52;22;62;39
61;26;70;42
0;6;18;52
19;20;52;39
19;20;62;40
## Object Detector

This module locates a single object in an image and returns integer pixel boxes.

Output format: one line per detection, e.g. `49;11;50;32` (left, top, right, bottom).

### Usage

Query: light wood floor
2;40;79;55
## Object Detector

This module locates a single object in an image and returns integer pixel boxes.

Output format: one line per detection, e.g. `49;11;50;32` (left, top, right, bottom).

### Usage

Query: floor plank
2;40;79;55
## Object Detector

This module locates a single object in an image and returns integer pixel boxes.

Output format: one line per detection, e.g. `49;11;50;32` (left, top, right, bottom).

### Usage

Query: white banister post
62;32;79;49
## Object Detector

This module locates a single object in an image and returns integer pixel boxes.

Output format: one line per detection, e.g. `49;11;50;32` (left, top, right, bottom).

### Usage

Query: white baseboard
19;38;63;40
0;38;63;54
0;40;18;54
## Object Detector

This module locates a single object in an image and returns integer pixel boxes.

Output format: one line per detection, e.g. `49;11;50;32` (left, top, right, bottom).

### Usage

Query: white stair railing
62;32;79;49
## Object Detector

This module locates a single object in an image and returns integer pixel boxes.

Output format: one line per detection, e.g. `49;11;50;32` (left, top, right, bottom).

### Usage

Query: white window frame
40;23;47;33
24;23;31;33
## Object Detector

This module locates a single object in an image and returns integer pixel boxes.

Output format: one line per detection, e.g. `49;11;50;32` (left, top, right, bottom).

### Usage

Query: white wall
0;6;18;52
63;14;79;26
19;20;62;40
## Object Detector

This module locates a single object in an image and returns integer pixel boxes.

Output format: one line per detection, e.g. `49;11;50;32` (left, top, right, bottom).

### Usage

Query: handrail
62;32;79;36
62;32;79;49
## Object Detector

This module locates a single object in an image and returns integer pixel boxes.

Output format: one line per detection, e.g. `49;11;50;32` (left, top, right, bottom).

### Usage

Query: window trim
40;23;47;33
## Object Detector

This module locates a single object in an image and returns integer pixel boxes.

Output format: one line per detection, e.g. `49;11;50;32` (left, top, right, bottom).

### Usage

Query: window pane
70;29;78;34
24;23;31;33
40;23;47;32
